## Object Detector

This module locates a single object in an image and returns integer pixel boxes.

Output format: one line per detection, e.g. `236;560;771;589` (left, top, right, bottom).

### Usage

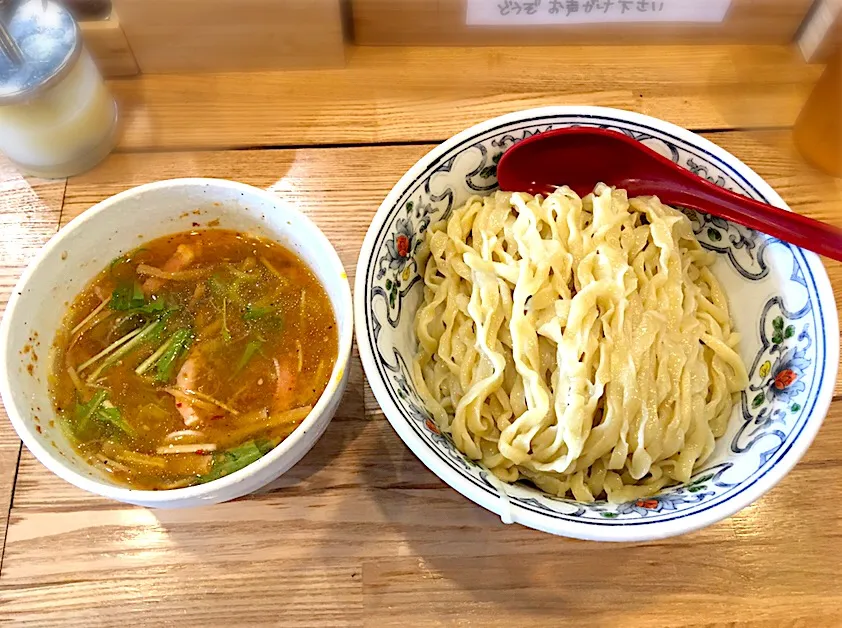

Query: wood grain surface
0;161;65;572
78;9;140;78
108;45;823;151
110;0;346;74
1;119;841;625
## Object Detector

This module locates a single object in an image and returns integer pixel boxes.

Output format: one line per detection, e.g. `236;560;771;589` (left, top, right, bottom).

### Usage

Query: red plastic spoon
496;127;842;262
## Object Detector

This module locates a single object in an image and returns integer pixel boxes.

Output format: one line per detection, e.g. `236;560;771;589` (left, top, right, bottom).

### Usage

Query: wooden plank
4;135;841;623
360;503;842;627
352;0;814;46
0;554;362;626
0;159;65;574
79;9;140;78
3;421;841;625
108;45;822;151
111;0;346;73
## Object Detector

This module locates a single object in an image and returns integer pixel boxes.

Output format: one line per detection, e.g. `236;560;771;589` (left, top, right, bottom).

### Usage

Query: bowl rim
353;105;839;541
0;177;354;505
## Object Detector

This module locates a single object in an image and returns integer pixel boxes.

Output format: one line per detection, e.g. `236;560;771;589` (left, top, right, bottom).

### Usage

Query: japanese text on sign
466;0;732;25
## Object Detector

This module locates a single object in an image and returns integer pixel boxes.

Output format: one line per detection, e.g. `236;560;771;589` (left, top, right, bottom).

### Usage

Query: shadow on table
351;425;727;625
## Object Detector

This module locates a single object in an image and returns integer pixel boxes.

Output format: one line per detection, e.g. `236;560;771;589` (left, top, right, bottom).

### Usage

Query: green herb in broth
132;300;167;316
110;281;146;310
207;273;227;299
145;309;178;344
198;439;271;483
208;270;249;308
49;229;338;490
153;328;193;383
110;281;171;317
71;389;108;437
109;249;149;275
69;390;134;441
95;401;135;437
243;304;273;321
235;339;263;375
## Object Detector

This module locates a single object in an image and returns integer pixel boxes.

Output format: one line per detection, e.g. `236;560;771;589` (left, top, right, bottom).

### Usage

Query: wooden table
1;45;841;626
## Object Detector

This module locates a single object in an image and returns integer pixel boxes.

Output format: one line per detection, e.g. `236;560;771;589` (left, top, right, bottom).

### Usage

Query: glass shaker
0;0;118;178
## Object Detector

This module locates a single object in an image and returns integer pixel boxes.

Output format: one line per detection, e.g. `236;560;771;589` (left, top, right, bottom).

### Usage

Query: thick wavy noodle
412;184;748;503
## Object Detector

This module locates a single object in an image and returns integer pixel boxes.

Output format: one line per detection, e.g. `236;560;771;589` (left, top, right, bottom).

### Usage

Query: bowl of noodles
353;106;839;541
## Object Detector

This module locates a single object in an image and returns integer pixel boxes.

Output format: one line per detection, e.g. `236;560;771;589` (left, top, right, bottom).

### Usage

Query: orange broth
48;229;338;489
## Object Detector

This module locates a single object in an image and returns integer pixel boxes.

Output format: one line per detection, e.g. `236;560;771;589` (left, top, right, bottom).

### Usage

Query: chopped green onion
136;300;166;315
109;255;128;275
234;339;263;374
74;389;108;428
110;282;146;311
95;401;135;437
72;391;134;439
199;440;265;483
243;304;273;321
146;308;179;344
243;304;283;331
110;248;148;274
255;438;274;455
207;273;226;298
207;270;250;307
67;390;107;442
154;328;193;383
110;280;168;315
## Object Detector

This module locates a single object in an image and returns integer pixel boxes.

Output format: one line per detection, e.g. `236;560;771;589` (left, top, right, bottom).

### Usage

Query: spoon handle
655;181;842;263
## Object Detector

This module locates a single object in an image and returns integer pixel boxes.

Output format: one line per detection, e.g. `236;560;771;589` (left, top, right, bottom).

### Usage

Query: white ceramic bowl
0;178;353;508
354;106;839;541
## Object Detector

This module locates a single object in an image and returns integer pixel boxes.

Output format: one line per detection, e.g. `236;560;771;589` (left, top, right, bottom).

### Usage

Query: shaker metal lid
0;0;81;104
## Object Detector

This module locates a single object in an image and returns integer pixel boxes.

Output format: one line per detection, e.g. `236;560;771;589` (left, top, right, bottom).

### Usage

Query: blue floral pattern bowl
353;107;839;541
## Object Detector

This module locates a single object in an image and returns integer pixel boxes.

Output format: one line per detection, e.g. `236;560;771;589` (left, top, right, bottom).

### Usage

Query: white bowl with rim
0;178;353;508
353;106;839;541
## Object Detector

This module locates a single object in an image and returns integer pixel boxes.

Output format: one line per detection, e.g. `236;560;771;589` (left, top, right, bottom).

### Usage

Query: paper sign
467;0;733;25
